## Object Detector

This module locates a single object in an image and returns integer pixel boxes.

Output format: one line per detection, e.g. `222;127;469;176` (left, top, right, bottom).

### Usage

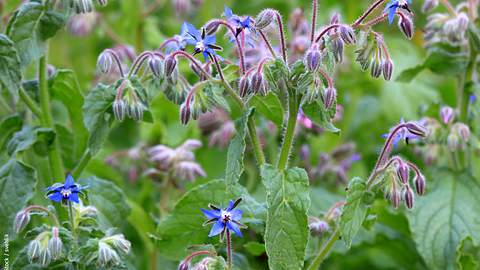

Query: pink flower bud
440;106;454;125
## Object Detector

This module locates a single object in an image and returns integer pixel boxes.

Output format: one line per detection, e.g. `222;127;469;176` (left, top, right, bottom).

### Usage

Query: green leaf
250;92;284;127
6;2;45;67
82;83;116;154
0;114;23;149
7;125;55;156
0;159;36;237
0;35;22;97
301;100;340;133
396;64;425;83
126;198;155;252
244;241;266;256
261;164;310;270
468;25;480;53
38;10;65;40
50;69;88;159
339;177;368;248
408;170;480;270
155;179;265;260
79;176;131;229
225;108;253;190
456;237;480;270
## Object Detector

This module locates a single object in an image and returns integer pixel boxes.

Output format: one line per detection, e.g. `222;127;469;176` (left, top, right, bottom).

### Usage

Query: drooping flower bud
239;76;251;97
108;234;131;254
308;219;329;237
414;173;426;195
48;227;63;260
382;58;394;80
40;248;51;267
422;0;438;13
164;55;177;77
27;240;41;263
74;0;94;14
390;189;400;208
323;87;337;109
339;25;356;44
455;123;470;142
97;0;108;7
304;43;322;72
251;73;264;94
98;242;121;267
255;9;276;30
177;260;190;270
204;20;221;35
97;51;113;74
332;38;344;63
456;13;469;32
180;102;191;125
447;132;460;151
398;15;414;39
149;56;163;77
14;210;30;233
405;122;427;137
396;159;409;184
440;106;454;125
112;99;126;121
128;102;146;121
403;185;415;209
370;58;383;78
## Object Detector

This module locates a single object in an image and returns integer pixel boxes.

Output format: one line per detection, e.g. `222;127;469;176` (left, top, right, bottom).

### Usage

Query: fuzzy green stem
19;87;42;119
226;229;233;269
71;149;92;179
68;201;77;239
459;51;477;122
24;205;60;227
277;95;299;170
39;48;64;183
248;118;265;165
307;228;341;270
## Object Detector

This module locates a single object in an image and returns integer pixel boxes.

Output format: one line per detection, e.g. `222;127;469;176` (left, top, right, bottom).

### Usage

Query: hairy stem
314;24;341;43
274;11;288;63
19;87;42;119
353;0;387;27
259;30;277;58
307;228;341;270
39;47;64;184
310;0;318;45
24;205;60;227
277;94;300;170
226;229;232;269
71;149;92;179
248;118;266;165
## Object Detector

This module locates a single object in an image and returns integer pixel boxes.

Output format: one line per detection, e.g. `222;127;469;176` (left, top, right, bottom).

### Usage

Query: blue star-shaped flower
384;0;412;24
183;22;223;62
46;174;87;204
224;6;253;36
382;118;419;148
201;198;246;238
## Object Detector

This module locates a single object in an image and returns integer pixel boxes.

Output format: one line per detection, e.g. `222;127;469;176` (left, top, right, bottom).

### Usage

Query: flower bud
97;51;113;74
180;102;191;125
98;242;121;267
300;145;310;161
177;260;190;270
396;160;409;184
414;173;426;195
456;13;469;32
164;55;177;77
40;248;51;266
390;190;400;208
332;38;344;63
109;234;131;254
255;9;276;30
382;58;394;80
309;219;329;237
405;122;427;137
48;227;63;260
304;44;322;72
339;25;356;44
447;132;460;151
403;185;415;209
330;12;340;25
14;210;30;233
113;99;126;121
128;102;146;121
422;0;438;13
97;0;108;6
440;106;454;125
239;76;251;97
323;87;336;109
251;72;264;94
398;15;414;39
28;240;41;262
455;123;470;142
75;0;94;14
370;58;383;78
204;20;221;35
149;56;163;77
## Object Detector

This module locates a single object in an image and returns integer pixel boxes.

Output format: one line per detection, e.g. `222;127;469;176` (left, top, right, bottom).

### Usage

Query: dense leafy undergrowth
0;0;479;269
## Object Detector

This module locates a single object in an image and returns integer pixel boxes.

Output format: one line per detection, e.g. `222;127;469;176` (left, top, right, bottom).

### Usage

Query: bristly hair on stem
310;0;318;45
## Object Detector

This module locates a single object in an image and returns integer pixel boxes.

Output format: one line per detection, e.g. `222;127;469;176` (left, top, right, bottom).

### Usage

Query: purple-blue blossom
201;198;246;238
385;0;412;24
184;23;223;62
382;119;420;148
46;174;87;204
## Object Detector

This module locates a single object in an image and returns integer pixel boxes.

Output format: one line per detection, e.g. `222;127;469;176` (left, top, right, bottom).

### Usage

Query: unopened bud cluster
356;33;394;80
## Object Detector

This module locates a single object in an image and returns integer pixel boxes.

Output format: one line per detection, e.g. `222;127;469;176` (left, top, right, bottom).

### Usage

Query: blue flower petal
69;192;80;203
48;192;62;202
201;208;221;219
226;200;236;211
226;221;243;237
224;6;233;19
388;5;397;24
204;35;216;46
64;174;75;187
230;209;242;221
208;220;225;237
185;22;201;41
